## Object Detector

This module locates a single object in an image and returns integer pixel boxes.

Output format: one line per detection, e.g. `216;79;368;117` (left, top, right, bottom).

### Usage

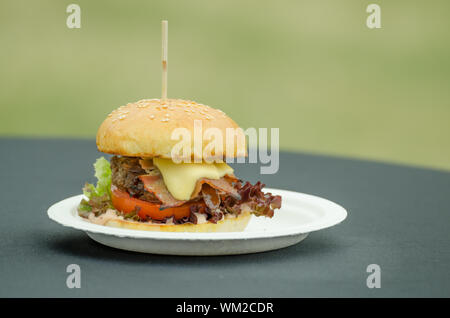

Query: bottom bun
104;212;252;233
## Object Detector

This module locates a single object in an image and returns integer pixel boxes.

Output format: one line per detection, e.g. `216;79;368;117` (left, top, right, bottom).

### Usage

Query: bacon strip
139;174;241;208
191;175;241;200
138;175;186;208
138;159;154;170
202;184;221;210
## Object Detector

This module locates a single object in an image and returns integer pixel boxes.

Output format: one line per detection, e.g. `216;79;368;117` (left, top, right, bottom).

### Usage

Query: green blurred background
1;0;449;170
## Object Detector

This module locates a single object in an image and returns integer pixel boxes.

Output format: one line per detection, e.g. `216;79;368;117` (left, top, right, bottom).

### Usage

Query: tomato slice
111;188;202;221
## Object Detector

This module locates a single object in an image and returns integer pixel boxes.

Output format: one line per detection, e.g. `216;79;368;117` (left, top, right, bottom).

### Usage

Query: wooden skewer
161;20;168;100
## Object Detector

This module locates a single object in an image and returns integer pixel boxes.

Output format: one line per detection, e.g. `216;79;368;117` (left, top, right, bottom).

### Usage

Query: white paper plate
47;188;347;256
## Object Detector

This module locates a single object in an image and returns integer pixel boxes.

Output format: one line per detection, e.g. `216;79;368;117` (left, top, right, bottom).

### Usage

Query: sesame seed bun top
96;99;247;160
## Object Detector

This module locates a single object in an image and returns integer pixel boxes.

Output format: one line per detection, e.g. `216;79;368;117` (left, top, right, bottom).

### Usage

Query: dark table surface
0;138;449;297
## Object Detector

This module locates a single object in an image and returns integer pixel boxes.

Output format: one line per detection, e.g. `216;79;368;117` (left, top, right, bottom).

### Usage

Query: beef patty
110;156;160;203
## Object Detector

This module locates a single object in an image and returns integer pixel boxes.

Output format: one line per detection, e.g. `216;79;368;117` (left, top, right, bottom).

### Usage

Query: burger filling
78;156;281;225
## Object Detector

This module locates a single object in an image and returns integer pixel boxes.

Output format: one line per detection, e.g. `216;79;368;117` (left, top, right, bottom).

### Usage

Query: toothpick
161;20;168;100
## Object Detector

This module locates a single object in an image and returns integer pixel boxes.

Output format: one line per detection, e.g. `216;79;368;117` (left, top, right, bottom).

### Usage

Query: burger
78;98;281;232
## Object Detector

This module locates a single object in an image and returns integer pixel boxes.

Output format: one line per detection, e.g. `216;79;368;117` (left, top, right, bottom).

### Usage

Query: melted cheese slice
153;158;234;201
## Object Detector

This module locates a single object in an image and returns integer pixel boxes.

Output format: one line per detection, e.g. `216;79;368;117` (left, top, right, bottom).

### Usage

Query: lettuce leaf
78;157;113;217
84;157;112;198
